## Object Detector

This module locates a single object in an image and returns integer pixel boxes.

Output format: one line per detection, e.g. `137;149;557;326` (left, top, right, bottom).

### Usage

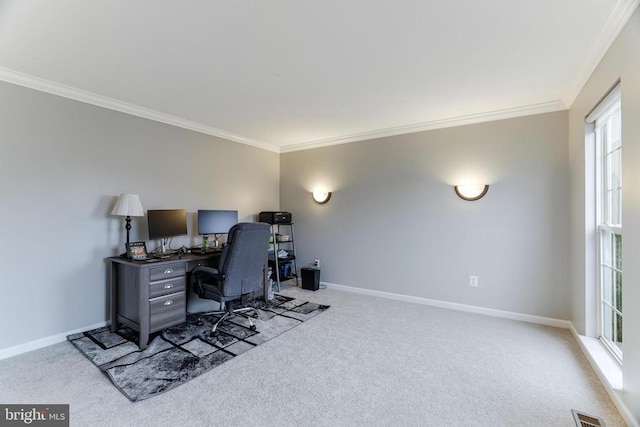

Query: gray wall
0;81;279;350
568;8;640;418
281;111;570;319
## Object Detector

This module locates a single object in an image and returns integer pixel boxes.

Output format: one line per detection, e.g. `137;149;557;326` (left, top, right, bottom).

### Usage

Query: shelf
268;223;298;288
268;255;296;262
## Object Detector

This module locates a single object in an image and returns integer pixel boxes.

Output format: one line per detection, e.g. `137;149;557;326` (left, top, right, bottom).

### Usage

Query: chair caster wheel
250;325;257;331
252;312;259;318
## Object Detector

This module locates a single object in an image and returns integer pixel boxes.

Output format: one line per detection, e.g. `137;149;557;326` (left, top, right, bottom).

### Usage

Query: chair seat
197;282;243;303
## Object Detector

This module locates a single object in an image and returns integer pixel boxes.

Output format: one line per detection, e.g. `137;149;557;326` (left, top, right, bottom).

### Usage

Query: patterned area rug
67;295;329;401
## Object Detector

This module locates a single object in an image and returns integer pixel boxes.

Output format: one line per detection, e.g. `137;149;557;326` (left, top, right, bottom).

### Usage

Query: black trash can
301;267;320;291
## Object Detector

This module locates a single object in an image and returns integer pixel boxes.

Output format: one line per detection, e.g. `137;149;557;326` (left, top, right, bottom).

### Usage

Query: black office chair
190;222;271;334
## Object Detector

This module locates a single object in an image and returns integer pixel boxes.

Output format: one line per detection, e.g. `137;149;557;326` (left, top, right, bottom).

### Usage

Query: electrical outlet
314;259;320;268
469;275;479;287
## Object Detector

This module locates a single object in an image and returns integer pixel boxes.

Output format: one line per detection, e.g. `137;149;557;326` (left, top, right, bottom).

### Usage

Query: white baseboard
323;281;638;426
0;321;108;361
0;282;567;361
323;282;572;329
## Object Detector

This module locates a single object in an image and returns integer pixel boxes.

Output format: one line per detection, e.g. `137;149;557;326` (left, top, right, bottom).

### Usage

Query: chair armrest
192;266;220;277
191;266;225;296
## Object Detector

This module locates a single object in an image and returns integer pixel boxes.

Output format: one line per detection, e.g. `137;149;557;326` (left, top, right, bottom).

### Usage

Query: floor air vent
572;409;606;427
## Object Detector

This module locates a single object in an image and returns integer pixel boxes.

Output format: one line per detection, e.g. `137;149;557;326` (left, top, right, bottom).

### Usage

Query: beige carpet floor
0;286;625;426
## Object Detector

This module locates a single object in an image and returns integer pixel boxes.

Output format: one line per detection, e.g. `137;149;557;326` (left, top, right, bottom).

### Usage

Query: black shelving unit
267;223;298;290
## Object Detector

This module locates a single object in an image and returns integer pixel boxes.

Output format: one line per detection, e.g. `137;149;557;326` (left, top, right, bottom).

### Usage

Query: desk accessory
126;241;148;260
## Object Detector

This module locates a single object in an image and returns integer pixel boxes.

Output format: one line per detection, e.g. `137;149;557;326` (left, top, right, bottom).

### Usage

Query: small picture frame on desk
126;241;148;260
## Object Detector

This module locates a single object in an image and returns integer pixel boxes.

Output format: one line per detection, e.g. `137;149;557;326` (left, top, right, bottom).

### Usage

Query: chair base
201;305;258;334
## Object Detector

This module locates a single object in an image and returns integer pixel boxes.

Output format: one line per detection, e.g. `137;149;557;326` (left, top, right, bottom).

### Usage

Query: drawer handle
164;284;173;289
164;300;174;306
164;268;174;275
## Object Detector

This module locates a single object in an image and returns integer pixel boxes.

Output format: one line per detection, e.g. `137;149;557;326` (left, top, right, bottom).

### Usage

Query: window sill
577;335;622;390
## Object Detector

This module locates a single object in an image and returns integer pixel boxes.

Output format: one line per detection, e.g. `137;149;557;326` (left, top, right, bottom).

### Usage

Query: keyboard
190;247;222;254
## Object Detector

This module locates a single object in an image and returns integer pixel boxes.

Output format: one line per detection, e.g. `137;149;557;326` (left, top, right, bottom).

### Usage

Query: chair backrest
218;222;271;298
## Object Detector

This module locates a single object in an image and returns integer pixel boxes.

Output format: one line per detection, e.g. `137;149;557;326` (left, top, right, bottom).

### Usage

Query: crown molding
0;66;280;153
562;0;640;107
0;66;567;155
280;100;567;153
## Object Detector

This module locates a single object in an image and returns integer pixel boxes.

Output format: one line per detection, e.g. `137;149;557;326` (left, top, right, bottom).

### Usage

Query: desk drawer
150;263;185;281
186;259;217;271
150;277;185;298
149;292;185;332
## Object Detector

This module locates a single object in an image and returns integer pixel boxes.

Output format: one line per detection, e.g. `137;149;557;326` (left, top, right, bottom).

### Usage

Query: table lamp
111;193;145;249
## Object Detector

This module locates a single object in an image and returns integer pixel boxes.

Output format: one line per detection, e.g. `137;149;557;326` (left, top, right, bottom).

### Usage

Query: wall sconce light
312;190;332;204
454;184;489;201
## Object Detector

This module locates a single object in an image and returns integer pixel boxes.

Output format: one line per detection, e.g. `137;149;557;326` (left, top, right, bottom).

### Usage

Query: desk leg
138;268;150;350
139;331;149;351
109;261;118;333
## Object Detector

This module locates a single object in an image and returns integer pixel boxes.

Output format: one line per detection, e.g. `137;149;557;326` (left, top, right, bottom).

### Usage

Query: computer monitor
147;209;187;254
197;209;238;250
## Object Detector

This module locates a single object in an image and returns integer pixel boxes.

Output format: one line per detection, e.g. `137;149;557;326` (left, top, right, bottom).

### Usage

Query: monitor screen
147;209;188;240
197;210;238;235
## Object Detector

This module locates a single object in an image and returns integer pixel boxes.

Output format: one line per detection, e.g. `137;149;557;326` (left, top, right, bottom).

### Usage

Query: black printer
258;211;292;224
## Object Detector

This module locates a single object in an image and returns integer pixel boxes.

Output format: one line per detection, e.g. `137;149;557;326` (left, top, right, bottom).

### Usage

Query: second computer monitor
197;210;238;236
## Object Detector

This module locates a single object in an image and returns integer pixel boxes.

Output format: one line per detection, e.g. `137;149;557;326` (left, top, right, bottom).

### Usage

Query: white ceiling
0;0;637;152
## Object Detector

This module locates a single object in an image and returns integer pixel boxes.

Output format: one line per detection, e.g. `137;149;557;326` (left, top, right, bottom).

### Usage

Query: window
592;88;622;361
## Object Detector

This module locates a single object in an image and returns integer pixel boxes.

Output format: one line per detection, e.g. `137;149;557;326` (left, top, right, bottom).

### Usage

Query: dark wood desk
108;252;220;350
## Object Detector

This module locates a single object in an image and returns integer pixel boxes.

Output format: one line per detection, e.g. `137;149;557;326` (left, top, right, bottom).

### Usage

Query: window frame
592;88;622;362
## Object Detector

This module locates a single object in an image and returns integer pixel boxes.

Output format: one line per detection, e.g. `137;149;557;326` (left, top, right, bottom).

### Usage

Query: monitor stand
155;238;176;258
212;234;221;251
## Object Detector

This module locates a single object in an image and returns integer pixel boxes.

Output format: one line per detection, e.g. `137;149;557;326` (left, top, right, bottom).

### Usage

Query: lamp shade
111;193;144;217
